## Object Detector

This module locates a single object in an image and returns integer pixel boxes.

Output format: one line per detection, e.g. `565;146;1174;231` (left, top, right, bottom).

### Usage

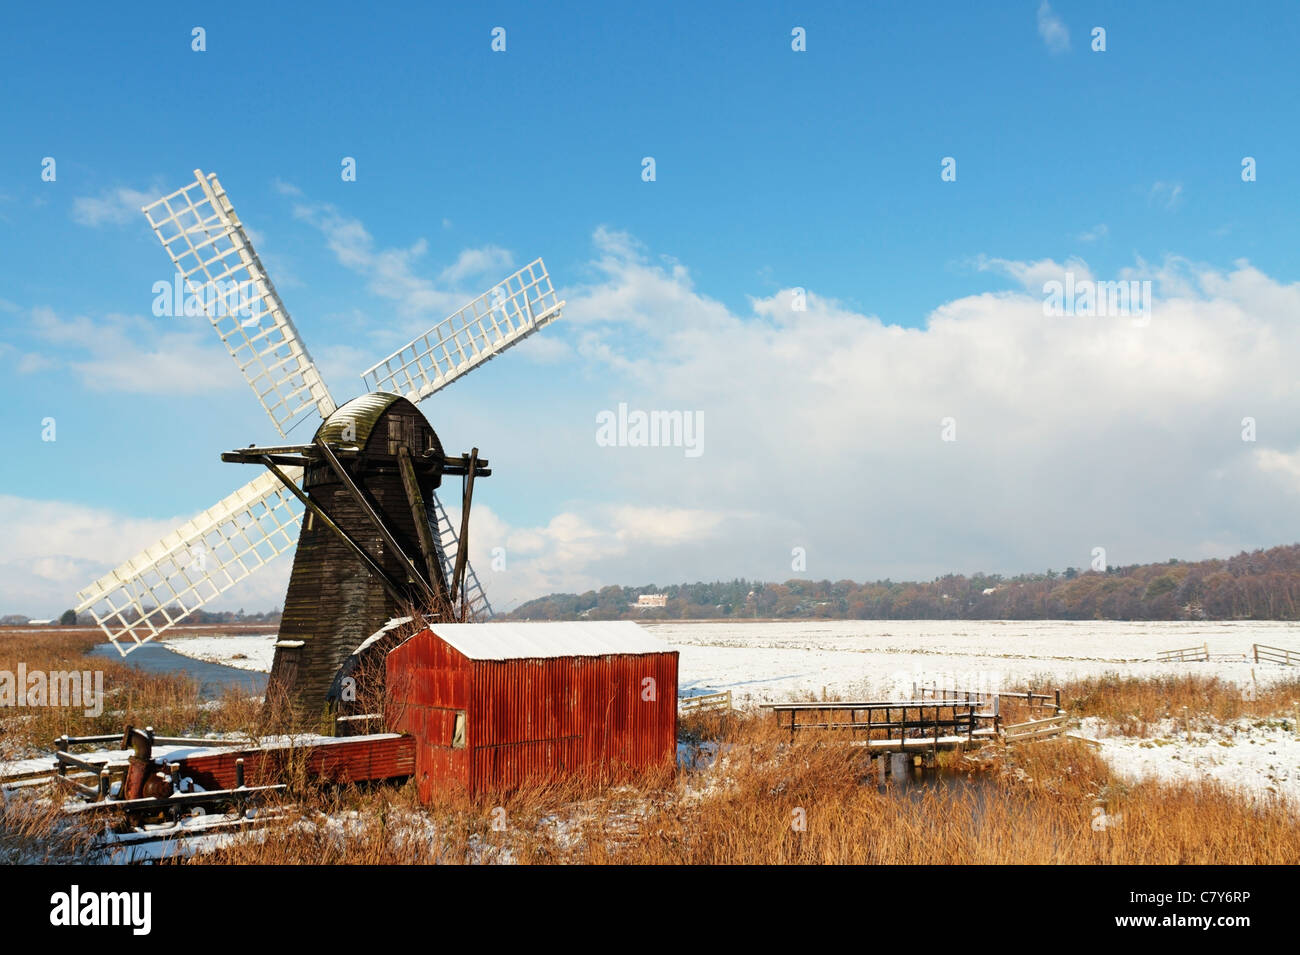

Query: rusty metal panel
467;650;678;796
386;628;473;799
176;735;416;791
386;627;678;799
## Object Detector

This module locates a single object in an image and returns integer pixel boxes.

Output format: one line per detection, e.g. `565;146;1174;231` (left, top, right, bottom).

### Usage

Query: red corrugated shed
384;622;678;799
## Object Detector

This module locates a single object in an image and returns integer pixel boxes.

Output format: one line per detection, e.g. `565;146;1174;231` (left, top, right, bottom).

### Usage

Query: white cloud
976;254;1095;291
0;494;292;618
1150;181;1184;210
439;246;514;283
446;502;734;611
71;187;155;227
16;352;54;374
291;201;469;326
462;232;1300;603
1037;2;1071;53
1255;448;1300;485
1078;224;1108;242
10;308;239;395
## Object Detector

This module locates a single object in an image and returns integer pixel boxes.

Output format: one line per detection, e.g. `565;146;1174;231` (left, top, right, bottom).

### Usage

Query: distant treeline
504;544;1300;622
1;608;282;626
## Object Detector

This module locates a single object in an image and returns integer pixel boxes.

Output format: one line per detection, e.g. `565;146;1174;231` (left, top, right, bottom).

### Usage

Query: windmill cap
315;391;416;451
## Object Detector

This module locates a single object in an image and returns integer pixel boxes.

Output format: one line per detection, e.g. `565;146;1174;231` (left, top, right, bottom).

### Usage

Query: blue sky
3;2;1299;615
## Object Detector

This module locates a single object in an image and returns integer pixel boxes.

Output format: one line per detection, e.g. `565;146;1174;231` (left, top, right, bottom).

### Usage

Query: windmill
73;169;564;714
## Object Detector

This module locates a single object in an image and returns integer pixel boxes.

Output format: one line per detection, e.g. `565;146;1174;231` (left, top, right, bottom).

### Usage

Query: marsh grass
178;709;1300;865
5;628;1298;864
1059;672;1300;735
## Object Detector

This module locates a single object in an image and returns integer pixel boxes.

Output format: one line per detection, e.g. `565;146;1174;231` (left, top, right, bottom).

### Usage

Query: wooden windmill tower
73;169;564;715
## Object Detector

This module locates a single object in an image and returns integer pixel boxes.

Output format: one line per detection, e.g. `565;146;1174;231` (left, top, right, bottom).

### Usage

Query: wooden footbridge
762;700;993;750
761;686;1079;760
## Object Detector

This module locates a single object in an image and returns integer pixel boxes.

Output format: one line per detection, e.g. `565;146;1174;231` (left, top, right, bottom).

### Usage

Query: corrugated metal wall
385;629;472;801
386;628;678;798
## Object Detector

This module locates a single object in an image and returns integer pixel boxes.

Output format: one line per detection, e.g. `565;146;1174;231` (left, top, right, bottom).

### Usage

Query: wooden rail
761;700;991;751
54;732;247;750
1254;643;1299;666
679;690;733;714
915;685;1061;713
1157;643;1210;663
1002;713;1072;744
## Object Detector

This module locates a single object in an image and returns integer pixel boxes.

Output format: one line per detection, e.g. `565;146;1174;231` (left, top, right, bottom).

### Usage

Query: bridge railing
760;699;990;749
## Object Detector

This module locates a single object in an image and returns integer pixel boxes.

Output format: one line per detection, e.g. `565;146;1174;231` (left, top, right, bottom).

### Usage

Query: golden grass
0;626;324;763
1059;672;1300;735
4;628;1298;864
175;710;1300;865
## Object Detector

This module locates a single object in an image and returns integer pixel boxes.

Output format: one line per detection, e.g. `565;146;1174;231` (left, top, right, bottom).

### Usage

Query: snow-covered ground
160;633;277;672
1082;715;1300;803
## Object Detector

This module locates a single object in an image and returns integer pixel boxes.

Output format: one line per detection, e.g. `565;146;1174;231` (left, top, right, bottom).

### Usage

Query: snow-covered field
1081;716;1300;803
156;619;1300;800
159;619;1300;698
653;619;1300;702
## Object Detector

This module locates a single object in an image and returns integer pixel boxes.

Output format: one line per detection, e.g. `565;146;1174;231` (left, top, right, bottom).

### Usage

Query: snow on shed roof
428;621;672;661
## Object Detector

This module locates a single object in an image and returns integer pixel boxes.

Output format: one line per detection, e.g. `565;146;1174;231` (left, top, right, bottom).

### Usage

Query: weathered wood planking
268;393;452;716
175;734;416;790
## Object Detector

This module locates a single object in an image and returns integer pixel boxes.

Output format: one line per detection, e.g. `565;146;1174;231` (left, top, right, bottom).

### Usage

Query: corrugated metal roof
314;391;403;449
428;621;671;661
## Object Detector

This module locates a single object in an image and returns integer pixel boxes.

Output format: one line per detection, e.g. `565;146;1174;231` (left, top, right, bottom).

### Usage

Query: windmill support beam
449;447;479;614
259;458;409;607
222;452;312;468
441;453;492;478
397;445;451;607
313;440;440;607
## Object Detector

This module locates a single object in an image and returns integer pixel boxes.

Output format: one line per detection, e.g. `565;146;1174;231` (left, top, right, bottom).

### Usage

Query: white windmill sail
74;470;304;655
360;258;564;403
143;169;336;436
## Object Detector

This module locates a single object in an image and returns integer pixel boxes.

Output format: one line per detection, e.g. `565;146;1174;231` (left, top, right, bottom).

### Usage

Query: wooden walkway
760;699;995;752
764;690;1088;753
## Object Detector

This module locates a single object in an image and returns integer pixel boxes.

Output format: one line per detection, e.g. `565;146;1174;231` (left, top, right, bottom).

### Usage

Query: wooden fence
1002;713;1072;744
1157;643;1210;663
1253;644;1300;666
678;690;733;714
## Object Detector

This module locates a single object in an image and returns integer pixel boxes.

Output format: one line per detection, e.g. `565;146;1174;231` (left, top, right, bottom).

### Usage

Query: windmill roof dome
314;391;409;449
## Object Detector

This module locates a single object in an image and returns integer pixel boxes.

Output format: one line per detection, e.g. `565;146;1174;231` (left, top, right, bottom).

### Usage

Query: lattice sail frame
361;258;564;403
430;494;493;621
73;172;561;650
142;169;336;437
75;470;304;655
